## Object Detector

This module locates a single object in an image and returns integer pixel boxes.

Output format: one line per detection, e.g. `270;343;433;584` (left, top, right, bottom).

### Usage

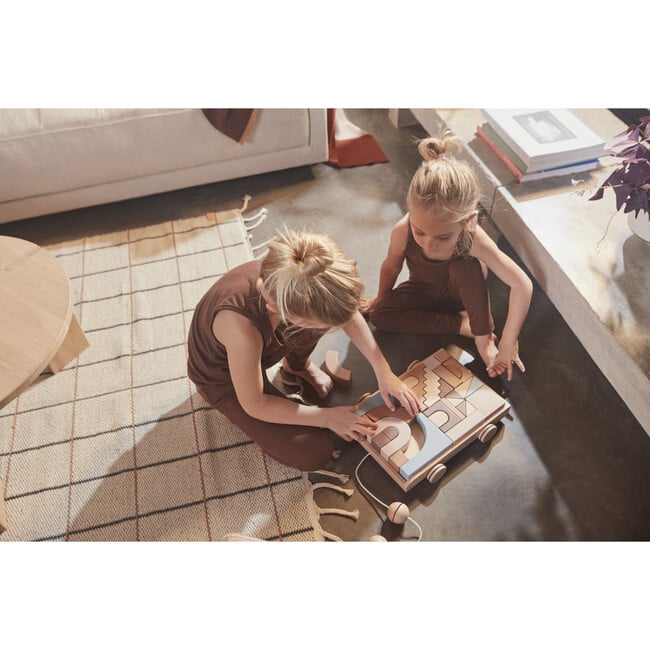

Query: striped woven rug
0;198;324;541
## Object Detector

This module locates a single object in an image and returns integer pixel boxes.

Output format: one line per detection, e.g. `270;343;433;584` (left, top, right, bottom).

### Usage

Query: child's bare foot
282;359;334;399
475;333;500;376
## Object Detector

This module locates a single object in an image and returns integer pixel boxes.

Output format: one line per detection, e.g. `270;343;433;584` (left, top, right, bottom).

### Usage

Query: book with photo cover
476;123;599;183
481;109;605;172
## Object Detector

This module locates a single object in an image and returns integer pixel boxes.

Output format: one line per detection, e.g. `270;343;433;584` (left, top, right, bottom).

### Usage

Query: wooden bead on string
386;501;409;525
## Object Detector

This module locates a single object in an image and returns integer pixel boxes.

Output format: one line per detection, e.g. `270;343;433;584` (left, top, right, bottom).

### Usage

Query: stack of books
477;109;605;183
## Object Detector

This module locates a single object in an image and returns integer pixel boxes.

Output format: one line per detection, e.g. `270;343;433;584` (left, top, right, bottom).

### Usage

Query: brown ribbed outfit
187;260;338;471
369;227;494;336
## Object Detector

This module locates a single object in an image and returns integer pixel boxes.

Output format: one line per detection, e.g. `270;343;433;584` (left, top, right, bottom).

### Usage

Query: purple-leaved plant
590;115;650;218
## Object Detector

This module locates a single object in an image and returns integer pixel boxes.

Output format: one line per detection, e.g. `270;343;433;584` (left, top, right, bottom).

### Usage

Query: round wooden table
0;235;90;532
0;235;89;410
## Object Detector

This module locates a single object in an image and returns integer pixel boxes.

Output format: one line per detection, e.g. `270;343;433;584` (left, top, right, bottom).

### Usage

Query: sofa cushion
0;108;311;203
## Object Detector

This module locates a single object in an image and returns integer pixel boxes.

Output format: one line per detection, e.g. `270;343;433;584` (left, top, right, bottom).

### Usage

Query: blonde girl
366;134;533;379
188;229;420;471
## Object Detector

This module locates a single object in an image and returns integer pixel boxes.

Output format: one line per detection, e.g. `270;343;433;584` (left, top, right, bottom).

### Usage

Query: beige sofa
0;108;329;224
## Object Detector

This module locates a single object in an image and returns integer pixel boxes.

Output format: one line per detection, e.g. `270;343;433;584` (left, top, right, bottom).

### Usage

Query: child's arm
343;311;421;415
364;216;408;309
212;310;377;442
472;226;533;380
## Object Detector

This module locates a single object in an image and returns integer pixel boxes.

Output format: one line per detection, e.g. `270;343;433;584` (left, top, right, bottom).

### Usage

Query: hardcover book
481;109;605;172
476;123;599;183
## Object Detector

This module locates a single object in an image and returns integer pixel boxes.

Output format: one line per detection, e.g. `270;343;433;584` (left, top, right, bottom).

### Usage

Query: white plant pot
627;211;650;243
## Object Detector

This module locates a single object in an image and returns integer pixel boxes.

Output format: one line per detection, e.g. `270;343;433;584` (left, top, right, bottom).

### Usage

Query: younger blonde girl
188;228;420;471
366;134;533;379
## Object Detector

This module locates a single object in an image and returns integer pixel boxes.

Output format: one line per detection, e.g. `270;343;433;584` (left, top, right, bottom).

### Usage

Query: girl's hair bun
407;129;480;239
417;132;462;162
260;228;364;327
291;238;333;277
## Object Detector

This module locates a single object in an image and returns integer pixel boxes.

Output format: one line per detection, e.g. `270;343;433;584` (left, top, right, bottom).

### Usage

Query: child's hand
475;333;499;374
488;339;525;381
359;296;376;316
323;406;377;443
377;373;422;417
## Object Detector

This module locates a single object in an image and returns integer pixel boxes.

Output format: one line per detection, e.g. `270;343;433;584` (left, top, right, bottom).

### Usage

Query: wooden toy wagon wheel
427;463;447;484
478;424;498;444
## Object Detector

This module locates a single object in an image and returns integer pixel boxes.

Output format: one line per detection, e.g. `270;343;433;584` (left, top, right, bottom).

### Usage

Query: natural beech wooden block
0;497;8;534
388;449;409;471
378;419;411;461
48;314;90;374
466;384;506;417
424;399;462;433
365;404;412;423
432;357;474;389
324;349;352;387
443;408;485;442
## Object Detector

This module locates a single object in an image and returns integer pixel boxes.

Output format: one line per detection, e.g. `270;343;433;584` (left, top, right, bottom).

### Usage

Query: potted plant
589;115;650;243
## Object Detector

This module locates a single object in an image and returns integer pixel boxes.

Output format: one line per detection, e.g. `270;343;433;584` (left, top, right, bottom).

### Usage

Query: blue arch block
399;413;453;480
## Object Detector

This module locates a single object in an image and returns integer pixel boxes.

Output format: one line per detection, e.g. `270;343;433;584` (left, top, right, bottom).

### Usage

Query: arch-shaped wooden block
324;349;352;387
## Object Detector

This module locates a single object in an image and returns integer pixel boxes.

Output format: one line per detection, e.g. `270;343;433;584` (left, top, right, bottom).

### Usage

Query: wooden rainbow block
324;349;352;387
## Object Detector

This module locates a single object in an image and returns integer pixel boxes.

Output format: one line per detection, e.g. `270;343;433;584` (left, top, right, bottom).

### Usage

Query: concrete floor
2;109;649;541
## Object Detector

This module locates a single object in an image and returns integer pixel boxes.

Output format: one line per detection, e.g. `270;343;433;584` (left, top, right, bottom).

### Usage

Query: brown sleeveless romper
187;260;337;471
369;225;494;336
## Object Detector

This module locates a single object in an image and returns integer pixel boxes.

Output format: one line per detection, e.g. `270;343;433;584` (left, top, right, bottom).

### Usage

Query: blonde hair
408;132;480;256
260;228;364;327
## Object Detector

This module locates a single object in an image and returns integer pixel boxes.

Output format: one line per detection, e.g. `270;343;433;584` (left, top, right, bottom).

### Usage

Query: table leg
48;314;90;374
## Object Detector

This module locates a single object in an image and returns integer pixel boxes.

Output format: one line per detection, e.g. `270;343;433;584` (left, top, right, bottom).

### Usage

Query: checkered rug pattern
0;201;324;541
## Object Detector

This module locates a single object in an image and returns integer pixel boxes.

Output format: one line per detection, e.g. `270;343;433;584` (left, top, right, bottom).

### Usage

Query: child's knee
286;433;335;471
368;306;400;332
448;257;486;291
368;308;387;330
449;256;482;278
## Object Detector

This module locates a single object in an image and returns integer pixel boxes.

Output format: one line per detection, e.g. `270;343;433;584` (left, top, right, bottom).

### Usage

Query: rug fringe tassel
205;195;253;224
222;533;265;542
310;469;350;484
311;482;354;498
286;392;313;405
316;506;360;521
322;531;344;542
252;237;275;255
243;208;268;230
